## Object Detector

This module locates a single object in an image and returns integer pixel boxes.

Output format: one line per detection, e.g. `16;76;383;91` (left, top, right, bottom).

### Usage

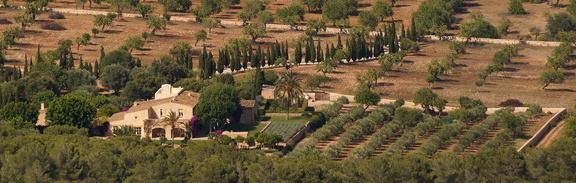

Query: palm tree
274;71;304;120
162;111;185;147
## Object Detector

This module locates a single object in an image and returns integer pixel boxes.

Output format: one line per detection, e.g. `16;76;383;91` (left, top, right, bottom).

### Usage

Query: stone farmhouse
106;84;259;139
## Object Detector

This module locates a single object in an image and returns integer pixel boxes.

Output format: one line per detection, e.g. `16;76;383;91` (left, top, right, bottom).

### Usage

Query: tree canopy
195;83;240;131
46;94;96;128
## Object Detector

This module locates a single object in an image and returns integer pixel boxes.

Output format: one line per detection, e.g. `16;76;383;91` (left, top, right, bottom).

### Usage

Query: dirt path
537;120;566;148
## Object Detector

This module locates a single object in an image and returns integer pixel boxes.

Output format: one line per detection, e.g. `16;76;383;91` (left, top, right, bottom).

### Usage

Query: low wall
423;35;562;47
517;108;566;152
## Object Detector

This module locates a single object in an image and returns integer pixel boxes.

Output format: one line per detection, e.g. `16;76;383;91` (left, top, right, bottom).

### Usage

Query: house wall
152;102;194;120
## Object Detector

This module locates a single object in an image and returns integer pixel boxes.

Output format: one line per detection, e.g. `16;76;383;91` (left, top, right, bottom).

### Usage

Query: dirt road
537;120;566;148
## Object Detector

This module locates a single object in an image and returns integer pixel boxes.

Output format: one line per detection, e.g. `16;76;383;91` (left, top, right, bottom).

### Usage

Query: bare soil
537;120;566;147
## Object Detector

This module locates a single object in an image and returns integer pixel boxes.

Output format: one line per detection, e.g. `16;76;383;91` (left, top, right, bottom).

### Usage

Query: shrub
400;39;420;52
40;23;67;30
336;96;350;104
309;112;327;129
499;99;524;107
44;125;89;136
0;18;13;24
508;0;526;15
49;12;66;19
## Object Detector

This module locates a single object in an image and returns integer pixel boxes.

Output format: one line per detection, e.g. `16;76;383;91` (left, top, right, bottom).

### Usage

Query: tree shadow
103;30;123;34
394;4;410;8
25;30;43;34
35;19;54;23
359;3;372;8
154;34;179;38
546;88;576;92
268;29;287;33
432;86;444;90
504;67;519;72
377;82;394;87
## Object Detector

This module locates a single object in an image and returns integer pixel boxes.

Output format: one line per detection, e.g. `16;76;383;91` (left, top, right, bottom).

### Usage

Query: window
135;127;142;136
160;109;163;117
179;109;184;118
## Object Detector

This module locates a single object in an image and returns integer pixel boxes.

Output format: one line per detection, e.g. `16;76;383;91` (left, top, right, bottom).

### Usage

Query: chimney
40;102;45;110
133;102;139;106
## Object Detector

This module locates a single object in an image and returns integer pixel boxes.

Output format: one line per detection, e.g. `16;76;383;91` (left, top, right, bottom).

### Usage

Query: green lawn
220;122;268;135
261;115;311;123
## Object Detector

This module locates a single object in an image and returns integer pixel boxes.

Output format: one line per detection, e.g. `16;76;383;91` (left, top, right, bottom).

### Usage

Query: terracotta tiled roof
108;111;126;122
240;100;257;108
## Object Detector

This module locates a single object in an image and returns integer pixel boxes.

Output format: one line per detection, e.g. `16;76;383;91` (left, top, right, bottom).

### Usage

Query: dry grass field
1;0;575;109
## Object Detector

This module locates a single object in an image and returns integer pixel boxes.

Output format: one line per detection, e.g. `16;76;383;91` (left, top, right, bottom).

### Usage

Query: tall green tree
195;83;240;131
101;64;130;94
274;71;304;120
46;95;96;128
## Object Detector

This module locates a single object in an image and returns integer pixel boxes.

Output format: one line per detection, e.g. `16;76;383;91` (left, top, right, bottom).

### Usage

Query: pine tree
295;41;302;64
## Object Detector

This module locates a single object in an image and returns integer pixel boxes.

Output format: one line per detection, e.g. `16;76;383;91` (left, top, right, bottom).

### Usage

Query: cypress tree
208;52;215;77
304;40;311;64
401;23;406;39
274;40;281;59
67;52;74;69
330;43;336;58
250;50;258;68
242;50;249;70
337;33;343;49
295;41;302;64
223;48;230;67
23;55;28;75
410;16;418;41
94;60;100;77
255;45;261;68
99;45;105;62
36;44;42;63
309;37;316;63
217;50;224;73
346;38;352;62
267;48;273;66
284;40;289;60
79;56;84;69
316;39;322;62
271;45;277;65
351;37;358;61
325;43;330;60
259;45;265;67
87;62;93;73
